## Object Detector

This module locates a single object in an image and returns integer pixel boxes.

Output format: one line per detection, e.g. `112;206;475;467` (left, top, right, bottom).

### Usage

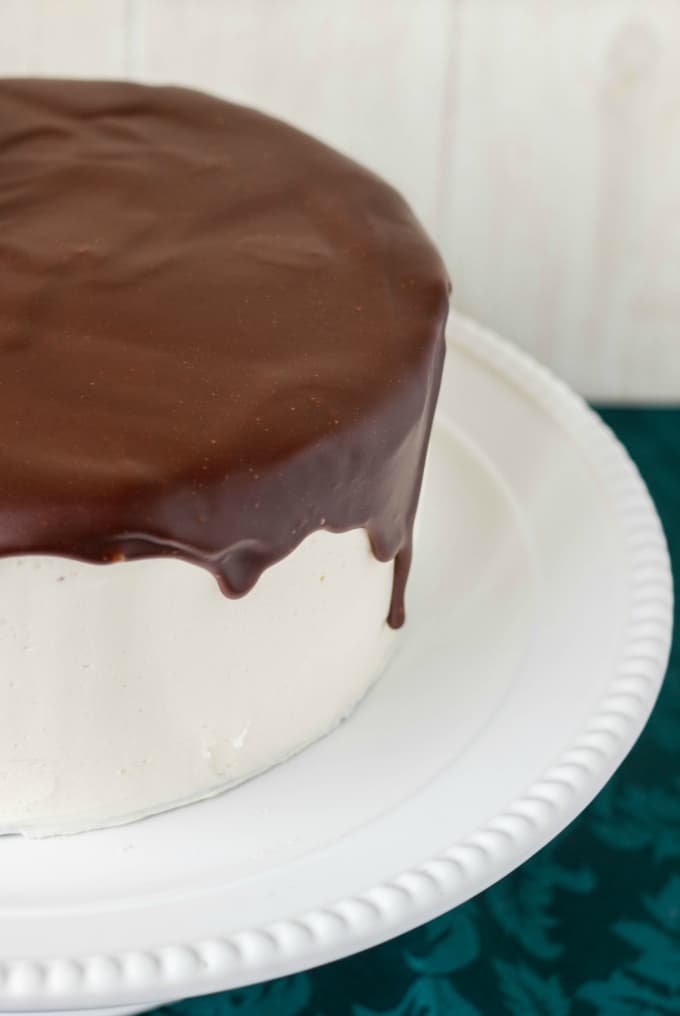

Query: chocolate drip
0;79;448;627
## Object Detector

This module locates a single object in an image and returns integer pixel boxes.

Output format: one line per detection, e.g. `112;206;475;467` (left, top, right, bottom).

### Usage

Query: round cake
0;79;448;835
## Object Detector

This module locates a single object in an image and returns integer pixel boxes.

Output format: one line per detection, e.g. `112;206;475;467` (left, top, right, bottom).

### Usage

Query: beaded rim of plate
0;312;672;1008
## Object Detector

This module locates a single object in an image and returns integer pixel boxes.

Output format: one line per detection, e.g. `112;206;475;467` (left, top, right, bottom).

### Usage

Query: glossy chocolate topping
0;79;448;627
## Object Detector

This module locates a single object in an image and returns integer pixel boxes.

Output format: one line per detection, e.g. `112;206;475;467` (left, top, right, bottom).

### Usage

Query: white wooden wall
2;0;679;401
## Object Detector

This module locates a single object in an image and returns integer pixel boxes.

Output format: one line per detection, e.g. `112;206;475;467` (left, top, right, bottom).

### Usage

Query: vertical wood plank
442;0;680;399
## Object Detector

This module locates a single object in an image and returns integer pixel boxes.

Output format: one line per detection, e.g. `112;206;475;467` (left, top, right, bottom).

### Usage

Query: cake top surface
0;79;448;624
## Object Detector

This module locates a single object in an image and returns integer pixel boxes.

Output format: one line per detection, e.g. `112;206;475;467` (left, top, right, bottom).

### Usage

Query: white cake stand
0;314;672;1015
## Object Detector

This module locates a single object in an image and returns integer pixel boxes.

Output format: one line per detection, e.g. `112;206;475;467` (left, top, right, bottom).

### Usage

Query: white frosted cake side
0;529;395;837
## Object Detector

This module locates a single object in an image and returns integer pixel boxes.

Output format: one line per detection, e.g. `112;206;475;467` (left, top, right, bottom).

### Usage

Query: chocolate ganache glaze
0;79;448;628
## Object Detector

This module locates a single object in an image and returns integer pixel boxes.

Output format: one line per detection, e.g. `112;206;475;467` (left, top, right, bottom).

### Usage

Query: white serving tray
0;314;672;1013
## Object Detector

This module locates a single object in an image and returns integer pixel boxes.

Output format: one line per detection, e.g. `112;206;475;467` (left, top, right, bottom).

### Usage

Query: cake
0;79;448;836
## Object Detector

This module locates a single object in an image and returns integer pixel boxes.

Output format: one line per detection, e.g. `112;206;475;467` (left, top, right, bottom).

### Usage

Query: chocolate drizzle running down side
0;79;449;628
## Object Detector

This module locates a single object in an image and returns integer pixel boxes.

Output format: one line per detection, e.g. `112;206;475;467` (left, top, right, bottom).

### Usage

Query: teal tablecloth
157;409;679;1016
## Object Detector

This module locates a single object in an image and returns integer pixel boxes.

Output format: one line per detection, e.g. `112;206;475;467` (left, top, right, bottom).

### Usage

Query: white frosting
0;530;396;836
